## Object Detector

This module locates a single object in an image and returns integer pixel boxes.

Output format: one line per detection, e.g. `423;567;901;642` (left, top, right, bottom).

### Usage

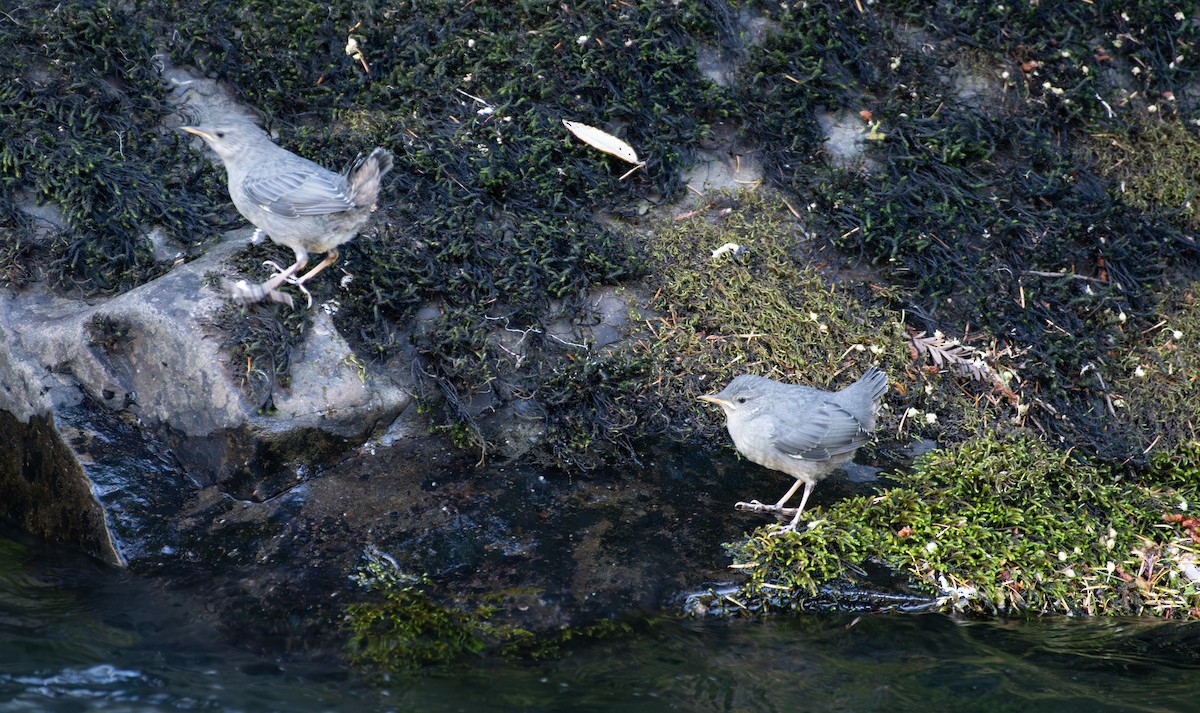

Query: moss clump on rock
722;432;1200;619
345;557;510;671
211;299;309;413
344;547;638;672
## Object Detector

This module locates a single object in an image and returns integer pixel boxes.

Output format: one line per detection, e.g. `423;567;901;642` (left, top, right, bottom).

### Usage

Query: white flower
577;35;589;45
924;412;938;424
925;541;938;553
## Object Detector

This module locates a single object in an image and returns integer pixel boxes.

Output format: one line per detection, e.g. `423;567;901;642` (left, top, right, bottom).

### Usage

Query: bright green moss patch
634;188;929;440
345;557;516;671
1089;119;1200;230
345;548;637;672
723;433;1200;618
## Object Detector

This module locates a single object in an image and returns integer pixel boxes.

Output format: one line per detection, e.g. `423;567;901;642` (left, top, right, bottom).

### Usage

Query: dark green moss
733;1;1200;461
85;313;133;356
212;295;309;413
0;0;223;295
537;348;660;470
880;0;1200;124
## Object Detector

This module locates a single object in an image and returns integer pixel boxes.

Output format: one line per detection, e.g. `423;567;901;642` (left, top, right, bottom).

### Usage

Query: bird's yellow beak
697;394;733;408
180;126;215;142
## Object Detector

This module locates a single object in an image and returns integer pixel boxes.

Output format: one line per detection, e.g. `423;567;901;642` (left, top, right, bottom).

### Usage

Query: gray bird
698;366;887;533
182;121;394;307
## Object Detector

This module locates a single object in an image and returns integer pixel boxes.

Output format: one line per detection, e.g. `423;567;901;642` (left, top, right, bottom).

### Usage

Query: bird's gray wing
770;400;870;462
241;169;354;218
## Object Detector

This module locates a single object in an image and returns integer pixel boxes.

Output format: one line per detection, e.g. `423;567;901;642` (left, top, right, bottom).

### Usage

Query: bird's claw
258;261;312;307
230;280;294;308
262;261;301;285
768;523;800;537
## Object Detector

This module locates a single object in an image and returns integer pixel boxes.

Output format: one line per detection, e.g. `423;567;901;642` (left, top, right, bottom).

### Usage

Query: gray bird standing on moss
182;121;394;308
699;366;887;533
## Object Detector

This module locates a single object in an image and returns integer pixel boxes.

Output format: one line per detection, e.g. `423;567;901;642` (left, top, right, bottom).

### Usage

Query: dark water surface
2;532;1199;713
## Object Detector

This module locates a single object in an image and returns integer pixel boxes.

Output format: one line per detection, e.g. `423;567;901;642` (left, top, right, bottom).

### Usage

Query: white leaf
562;120;642;165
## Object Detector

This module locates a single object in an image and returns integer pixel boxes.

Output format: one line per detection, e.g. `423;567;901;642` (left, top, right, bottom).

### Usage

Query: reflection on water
1;531;1199;713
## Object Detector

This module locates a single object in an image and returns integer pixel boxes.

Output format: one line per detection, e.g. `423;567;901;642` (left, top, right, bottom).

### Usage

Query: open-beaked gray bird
182;121;394;308
699;366;887;533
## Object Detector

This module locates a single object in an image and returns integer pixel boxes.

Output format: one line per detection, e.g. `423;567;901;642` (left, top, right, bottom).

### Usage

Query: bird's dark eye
736;396;747;404
215;131;225;138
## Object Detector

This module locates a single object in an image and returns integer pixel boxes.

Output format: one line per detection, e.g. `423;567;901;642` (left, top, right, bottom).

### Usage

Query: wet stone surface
130;431;895;650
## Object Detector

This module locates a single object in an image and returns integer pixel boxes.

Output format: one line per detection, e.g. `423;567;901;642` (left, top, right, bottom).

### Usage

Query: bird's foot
768;522;801;537
734;500;783;514
262;261;302;284
230;279;294;308
260;261;313;306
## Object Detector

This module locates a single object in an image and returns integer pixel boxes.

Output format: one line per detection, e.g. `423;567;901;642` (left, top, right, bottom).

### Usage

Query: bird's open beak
180;126;214;142
697;394;733;409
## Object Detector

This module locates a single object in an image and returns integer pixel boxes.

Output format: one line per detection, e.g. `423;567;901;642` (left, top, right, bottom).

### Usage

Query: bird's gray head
697;374;774;418
180;122;269;164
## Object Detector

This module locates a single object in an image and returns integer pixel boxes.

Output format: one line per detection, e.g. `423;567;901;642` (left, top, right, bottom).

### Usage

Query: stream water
2;529;1199;712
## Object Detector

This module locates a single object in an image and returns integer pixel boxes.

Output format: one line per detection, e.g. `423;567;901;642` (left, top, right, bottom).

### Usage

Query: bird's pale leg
773;478;805;510
293;248;340;308
776;481;815;534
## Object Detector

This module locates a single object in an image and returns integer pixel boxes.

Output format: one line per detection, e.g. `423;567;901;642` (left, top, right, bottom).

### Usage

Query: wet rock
0;232;412;565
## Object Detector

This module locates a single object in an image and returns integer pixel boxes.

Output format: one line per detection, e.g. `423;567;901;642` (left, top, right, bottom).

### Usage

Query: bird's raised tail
346;147;395;208
833;365;888;426
849;365;888;401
